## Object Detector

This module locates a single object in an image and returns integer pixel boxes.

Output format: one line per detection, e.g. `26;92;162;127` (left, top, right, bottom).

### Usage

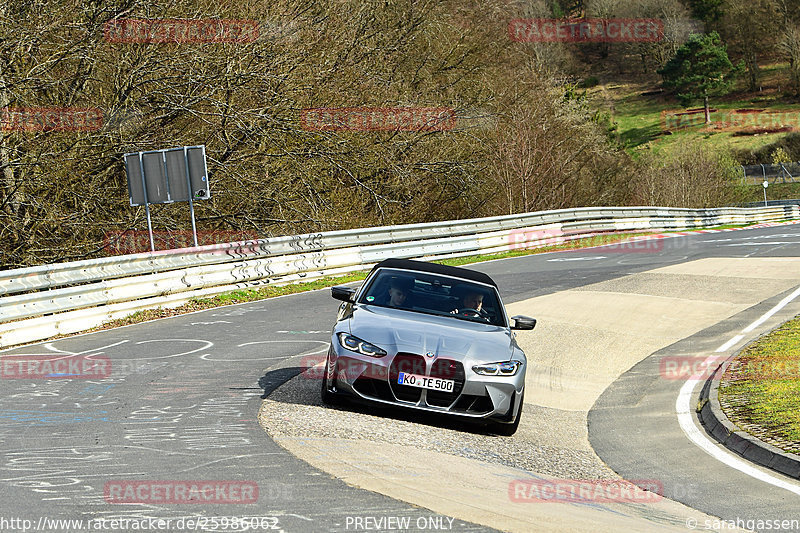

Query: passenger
387;277;412;307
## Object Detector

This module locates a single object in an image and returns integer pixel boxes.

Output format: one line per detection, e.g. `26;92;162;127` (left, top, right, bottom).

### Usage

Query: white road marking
724;242;799;246
743;286;800;333
126;339;214;360
546;256;607;262
715;334;744;353
43;340;129;356
676;285;800;495
200;340;329;361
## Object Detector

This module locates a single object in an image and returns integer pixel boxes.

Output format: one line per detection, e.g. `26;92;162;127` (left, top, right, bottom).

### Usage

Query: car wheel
320;356;343;406
490;389;524;436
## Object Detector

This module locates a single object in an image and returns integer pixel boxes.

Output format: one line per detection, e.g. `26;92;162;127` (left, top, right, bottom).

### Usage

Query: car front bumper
324;345;524;421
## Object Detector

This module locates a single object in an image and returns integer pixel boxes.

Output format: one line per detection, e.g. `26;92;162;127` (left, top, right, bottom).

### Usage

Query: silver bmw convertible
321;258;536;435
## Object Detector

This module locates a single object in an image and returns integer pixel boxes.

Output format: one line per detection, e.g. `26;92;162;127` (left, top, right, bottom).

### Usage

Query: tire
320;356;343;406
490;389;524;436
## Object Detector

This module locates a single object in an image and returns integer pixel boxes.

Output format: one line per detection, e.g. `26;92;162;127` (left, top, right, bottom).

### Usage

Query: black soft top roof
370;258;497;288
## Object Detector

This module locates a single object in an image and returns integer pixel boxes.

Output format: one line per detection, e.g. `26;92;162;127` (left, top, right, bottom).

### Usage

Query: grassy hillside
590;63;800;159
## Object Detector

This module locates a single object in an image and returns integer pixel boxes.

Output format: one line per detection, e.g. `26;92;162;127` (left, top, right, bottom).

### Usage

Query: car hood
344;304;516;361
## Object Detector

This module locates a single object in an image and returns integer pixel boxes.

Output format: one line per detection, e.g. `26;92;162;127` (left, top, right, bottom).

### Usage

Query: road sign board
125;146;209;206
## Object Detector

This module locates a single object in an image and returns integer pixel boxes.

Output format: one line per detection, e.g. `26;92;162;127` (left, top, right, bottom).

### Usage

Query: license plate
397;372;454;392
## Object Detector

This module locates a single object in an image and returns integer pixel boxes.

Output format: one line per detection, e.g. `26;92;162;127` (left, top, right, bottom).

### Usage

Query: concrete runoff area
260;257;800;532
270;436;709;533
521;259;800;412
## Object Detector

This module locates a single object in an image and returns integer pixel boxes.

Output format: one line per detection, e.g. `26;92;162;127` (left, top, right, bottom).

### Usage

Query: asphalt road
1;223;799;532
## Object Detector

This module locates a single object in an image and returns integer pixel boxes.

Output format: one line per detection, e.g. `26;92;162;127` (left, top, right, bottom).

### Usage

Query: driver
451;289;484;316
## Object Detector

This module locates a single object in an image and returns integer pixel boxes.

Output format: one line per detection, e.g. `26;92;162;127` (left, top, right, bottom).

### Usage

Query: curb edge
698;351;800;479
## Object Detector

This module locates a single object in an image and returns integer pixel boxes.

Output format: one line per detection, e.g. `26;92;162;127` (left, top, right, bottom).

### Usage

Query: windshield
357;268;506;327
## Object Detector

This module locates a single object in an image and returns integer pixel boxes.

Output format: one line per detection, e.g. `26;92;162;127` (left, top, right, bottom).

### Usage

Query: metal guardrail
1;205;797;348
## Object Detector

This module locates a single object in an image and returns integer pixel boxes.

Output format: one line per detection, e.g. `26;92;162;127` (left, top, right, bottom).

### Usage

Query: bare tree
721;0;777;92
488;68;632;214
632;142;745;207
780;24;800;95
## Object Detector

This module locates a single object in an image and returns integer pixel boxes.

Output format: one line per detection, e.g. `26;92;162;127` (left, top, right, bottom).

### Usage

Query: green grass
702;223;755;230
590;64;800;158
719;316;800;452
745;182;800;203
616;97;796;156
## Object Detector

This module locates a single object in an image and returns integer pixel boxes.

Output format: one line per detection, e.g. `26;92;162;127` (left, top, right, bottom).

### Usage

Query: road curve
1;222;799;532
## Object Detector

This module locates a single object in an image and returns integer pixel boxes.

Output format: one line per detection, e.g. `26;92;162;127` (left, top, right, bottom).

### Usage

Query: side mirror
331;286;356;302
511;315;536;330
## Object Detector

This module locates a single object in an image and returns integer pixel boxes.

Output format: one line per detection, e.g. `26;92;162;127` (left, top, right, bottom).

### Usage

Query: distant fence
736;199;800;208
741;163;800;184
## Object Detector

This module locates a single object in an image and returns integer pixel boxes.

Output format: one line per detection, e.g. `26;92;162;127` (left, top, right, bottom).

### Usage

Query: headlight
472;360;522;376
337;333;387;357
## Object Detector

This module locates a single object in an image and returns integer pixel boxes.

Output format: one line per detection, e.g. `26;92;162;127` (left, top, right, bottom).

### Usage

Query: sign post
137;152;155;251
124;145;210;251
763;179;769;207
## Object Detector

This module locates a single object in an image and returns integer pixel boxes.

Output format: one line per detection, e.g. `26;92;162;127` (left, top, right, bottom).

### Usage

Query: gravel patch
260;365;617;480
